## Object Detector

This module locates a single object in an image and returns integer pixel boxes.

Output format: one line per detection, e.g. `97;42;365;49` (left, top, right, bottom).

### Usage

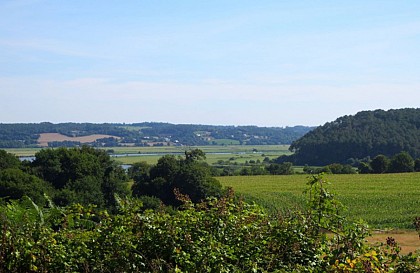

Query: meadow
217;173;420;230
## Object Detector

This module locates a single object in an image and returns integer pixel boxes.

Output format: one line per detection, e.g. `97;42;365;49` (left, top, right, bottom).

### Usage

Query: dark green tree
415;158;420;172
128;161;151;183
358;162;372;174
389;151;414;173
0;150;21;170
30;146;129;209
0;168;52;205
370;154;390;173
132;150;223;206
266;162;294;175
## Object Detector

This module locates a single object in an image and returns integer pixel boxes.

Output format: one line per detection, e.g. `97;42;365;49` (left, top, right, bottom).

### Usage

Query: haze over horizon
1;1;419;127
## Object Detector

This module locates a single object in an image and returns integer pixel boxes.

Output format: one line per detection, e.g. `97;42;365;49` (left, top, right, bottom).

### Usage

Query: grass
217;173;420;230
210;139;241;145
3;148;43;156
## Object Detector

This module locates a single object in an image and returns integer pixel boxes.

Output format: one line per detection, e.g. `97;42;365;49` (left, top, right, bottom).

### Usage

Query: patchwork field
37;133;120;147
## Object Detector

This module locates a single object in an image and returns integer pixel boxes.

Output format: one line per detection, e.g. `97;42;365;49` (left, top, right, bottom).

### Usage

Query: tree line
359;151;420;174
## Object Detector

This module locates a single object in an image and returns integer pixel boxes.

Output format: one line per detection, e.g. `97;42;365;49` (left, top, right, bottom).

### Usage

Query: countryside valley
0;108;419;272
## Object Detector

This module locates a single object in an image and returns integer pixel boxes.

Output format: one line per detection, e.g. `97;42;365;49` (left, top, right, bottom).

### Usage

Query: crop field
37;133;120;147
217;173;420;230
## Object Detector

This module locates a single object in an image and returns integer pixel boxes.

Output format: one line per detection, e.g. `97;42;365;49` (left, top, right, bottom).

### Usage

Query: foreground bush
0;175;418;272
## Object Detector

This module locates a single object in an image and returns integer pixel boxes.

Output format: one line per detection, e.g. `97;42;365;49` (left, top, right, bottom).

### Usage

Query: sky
1;0;419;127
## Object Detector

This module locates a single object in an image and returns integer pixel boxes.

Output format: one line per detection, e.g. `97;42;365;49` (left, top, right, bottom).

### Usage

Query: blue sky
1;0;419;126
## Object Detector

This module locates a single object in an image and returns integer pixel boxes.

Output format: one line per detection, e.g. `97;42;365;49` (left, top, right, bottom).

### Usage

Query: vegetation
0;122;313;148
0;147;129;211
130;149;223;206
218;173;420;229
0;175;418;272
288;108;420;165
359;152;417;174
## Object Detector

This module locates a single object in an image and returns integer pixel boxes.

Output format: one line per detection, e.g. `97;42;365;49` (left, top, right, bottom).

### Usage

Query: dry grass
38;133;120;147
367;230;420;254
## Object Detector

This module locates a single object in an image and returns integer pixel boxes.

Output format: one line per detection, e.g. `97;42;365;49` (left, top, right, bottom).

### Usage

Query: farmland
37;133;120;147
5;145;292;165
217;173;420;230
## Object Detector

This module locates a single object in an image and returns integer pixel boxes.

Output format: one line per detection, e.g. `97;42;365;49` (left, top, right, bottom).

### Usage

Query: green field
4;145;291;166
110;145;290;165
217;173;420;230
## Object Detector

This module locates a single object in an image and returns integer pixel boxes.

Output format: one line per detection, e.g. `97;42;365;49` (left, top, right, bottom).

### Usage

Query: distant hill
0;122;314;148
288;108;420;165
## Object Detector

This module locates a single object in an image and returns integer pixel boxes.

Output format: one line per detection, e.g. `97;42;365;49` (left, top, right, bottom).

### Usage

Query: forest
288;108;420;165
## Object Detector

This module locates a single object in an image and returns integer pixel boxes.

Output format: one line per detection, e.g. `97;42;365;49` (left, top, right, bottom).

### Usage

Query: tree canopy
289;108;420;165
0;147;129;210
131;150;223;206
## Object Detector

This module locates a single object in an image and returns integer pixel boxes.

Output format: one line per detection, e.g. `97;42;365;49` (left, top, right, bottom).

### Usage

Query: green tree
0;150;21;170
0;168;52;205
127;161;151;183
414;158;420;172
132;150;223;206
266;162;294;175
389;151;414;173
370;154;390;173
31;146;129;209
358;162;372;174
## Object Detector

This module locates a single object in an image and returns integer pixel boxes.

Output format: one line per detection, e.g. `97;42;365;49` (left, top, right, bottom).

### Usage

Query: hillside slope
289;108;420;165
0;122;313;148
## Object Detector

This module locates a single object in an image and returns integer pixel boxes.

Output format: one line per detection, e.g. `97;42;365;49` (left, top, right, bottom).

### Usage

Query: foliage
389;151;415;173
360;152;418;174
29;146;130;209
0;150;21;170
131;150;223;206
370;154;390;174
0;147;129;211
304;164;356;174
0;168;52;205
267;162;294;175
0;175;418;272
289;108;420;165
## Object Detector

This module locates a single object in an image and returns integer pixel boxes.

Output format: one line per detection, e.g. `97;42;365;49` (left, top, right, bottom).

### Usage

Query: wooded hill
288;108;420;165
0;122;313;148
